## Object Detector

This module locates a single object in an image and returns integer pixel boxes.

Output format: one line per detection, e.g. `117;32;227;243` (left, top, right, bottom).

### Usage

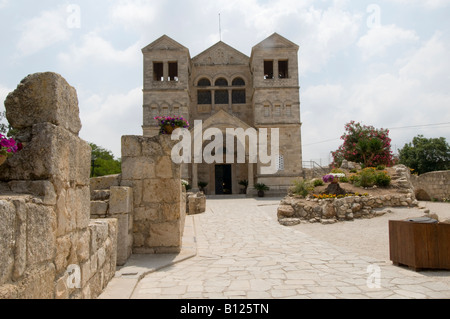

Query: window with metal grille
277;155;285;171
198;78;211;87
198;90;212;104
215;78;228;86
215;90;229;104
232;90;246;104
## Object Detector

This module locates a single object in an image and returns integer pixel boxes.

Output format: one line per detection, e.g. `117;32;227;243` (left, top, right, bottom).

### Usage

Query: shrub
358;168;376;188
290;179;313;197
313;179;324;187
375;171;391;187
339;176;349;183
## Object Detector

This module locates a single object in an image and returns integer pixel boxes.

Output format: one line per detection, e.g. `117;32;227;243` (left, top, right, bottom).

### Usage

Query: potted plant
181;179;192;192
154;116;190;135
0;133;22;165
238;179;248;194
198;181;208;193
254;183;269;197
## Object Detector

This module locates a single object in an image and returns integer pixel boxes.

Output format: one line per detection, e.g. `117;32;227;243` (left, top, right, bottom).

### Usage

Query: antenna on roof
219;13;222;41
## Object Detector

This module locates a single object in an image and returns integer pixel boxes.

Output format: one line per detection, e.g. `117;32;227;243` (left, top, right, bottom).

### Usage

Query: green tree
90;143;121;177
332;121;393;168
398;135;450;175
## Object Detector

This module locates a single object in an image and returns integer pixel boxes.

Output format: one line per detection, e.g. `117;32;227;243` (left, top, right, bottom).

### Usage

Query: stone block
116;214;130;266
122;156;156;180
109;186;133;215
161;203;181;221
0;200;16;285
26;203;57;266
187;193;206;216
143;178;181;204
90;174;121;191
12;199;27;280
4;72;82;134
155;156;174;178
0;123;91;185
146;221;182;249
90;201;109;217
9;181;57;205
17;263;56;299
121;135;142;157
277;205;294;219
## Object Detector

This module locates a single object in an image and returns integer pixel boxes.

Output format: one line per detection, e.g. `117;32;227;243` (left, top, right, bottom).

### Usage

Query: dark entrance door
215;164;232;195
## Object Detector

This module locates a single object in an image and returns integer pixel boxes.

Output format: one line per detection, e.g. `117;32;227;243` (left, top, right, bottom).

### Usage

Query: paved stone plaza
101;197;450;299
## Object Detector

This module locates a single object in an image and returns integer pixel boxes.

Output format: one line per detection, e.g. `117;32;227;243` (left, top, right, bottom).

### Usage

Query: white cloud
302;31;450;162
387;0;450;9
0;84;12;109
79;87;143;158
109;0;159;31
0;0;9;9
357;24;419;60
58;32;141;66
17;6;71;56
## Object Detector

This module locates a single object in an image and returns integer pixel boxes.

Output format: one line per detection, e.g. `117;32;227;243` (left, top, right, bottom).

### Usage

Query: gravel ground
291;201;450;263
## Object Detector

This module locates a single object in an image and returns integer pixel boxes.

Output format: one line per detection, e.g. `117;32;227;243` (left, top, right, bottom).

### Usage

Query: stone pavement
100;197;450;299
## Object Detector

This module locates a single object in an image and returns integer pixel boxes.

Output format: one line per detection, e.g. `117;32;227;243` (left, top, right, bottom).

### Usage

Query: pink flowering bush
0;134;22;157
332;121;394;168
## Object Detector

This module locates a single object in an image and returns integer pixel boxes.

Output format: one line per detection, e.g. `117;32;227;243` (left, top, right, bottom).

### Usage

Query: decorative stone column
192;163;199;192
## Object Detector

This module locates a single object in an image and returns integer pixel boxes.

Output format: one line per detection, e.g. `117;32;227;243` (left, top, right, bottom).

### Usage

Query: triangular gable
191;109;253;139
192;41;249;66
142;34;190;53
202;109;253;130
251;32;299;52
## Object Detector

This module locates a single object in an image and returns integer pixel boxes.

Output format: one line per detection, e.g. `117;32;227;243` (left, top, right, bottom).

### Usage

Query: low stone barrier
278;193;418;226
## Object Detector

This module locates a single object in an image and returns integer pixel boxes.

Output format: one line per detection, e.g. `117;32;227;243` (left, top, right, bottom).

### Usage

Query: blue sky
1;0;449;164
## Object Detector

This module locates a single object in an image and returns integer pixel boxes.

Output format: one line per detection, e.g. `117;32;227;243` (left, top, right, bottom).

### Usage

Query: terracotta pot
163;125;180;134
0;155;7;166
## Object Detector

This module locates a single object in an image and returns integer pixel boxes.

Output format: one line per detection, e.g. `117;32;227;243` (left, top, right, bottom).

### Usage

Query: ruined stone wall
411;170;450;201
0;73;117;299
121;135;186;254
90;174;133;266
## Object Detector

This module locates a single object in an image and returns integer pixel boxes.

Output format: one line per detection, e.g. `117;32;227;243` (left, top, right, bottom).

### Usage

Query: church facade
141;33;303;196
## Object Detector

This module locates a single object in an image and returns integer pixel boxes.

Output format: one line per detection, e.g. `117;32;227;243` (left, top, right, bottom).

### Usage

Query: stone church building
141;33;303;196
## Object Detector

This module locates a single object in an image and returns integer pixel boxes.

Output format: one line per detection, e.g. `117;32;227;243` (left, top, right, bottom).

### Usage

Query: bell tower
141;35;191;137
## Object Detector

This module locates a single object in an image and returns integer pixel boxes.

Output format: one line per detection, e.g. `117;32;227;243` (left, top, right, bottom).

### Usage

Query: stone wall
121;135;186;254
411;170;450;201
90;174;133;266
0;72;117;299
278;193;418;226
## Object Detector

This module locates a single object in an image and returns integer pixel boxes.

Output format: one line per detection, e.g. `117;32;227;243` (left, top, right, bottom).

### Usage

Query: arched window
232;77;245;86
215;78;228;87
198;78;211;87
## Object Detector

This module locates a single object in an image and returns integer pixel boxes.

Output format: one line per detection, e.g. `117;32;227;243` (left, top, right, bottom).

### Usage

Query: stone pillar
109;186;133;266
192;163;199;192
247;162;254;196
121;135;185;254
